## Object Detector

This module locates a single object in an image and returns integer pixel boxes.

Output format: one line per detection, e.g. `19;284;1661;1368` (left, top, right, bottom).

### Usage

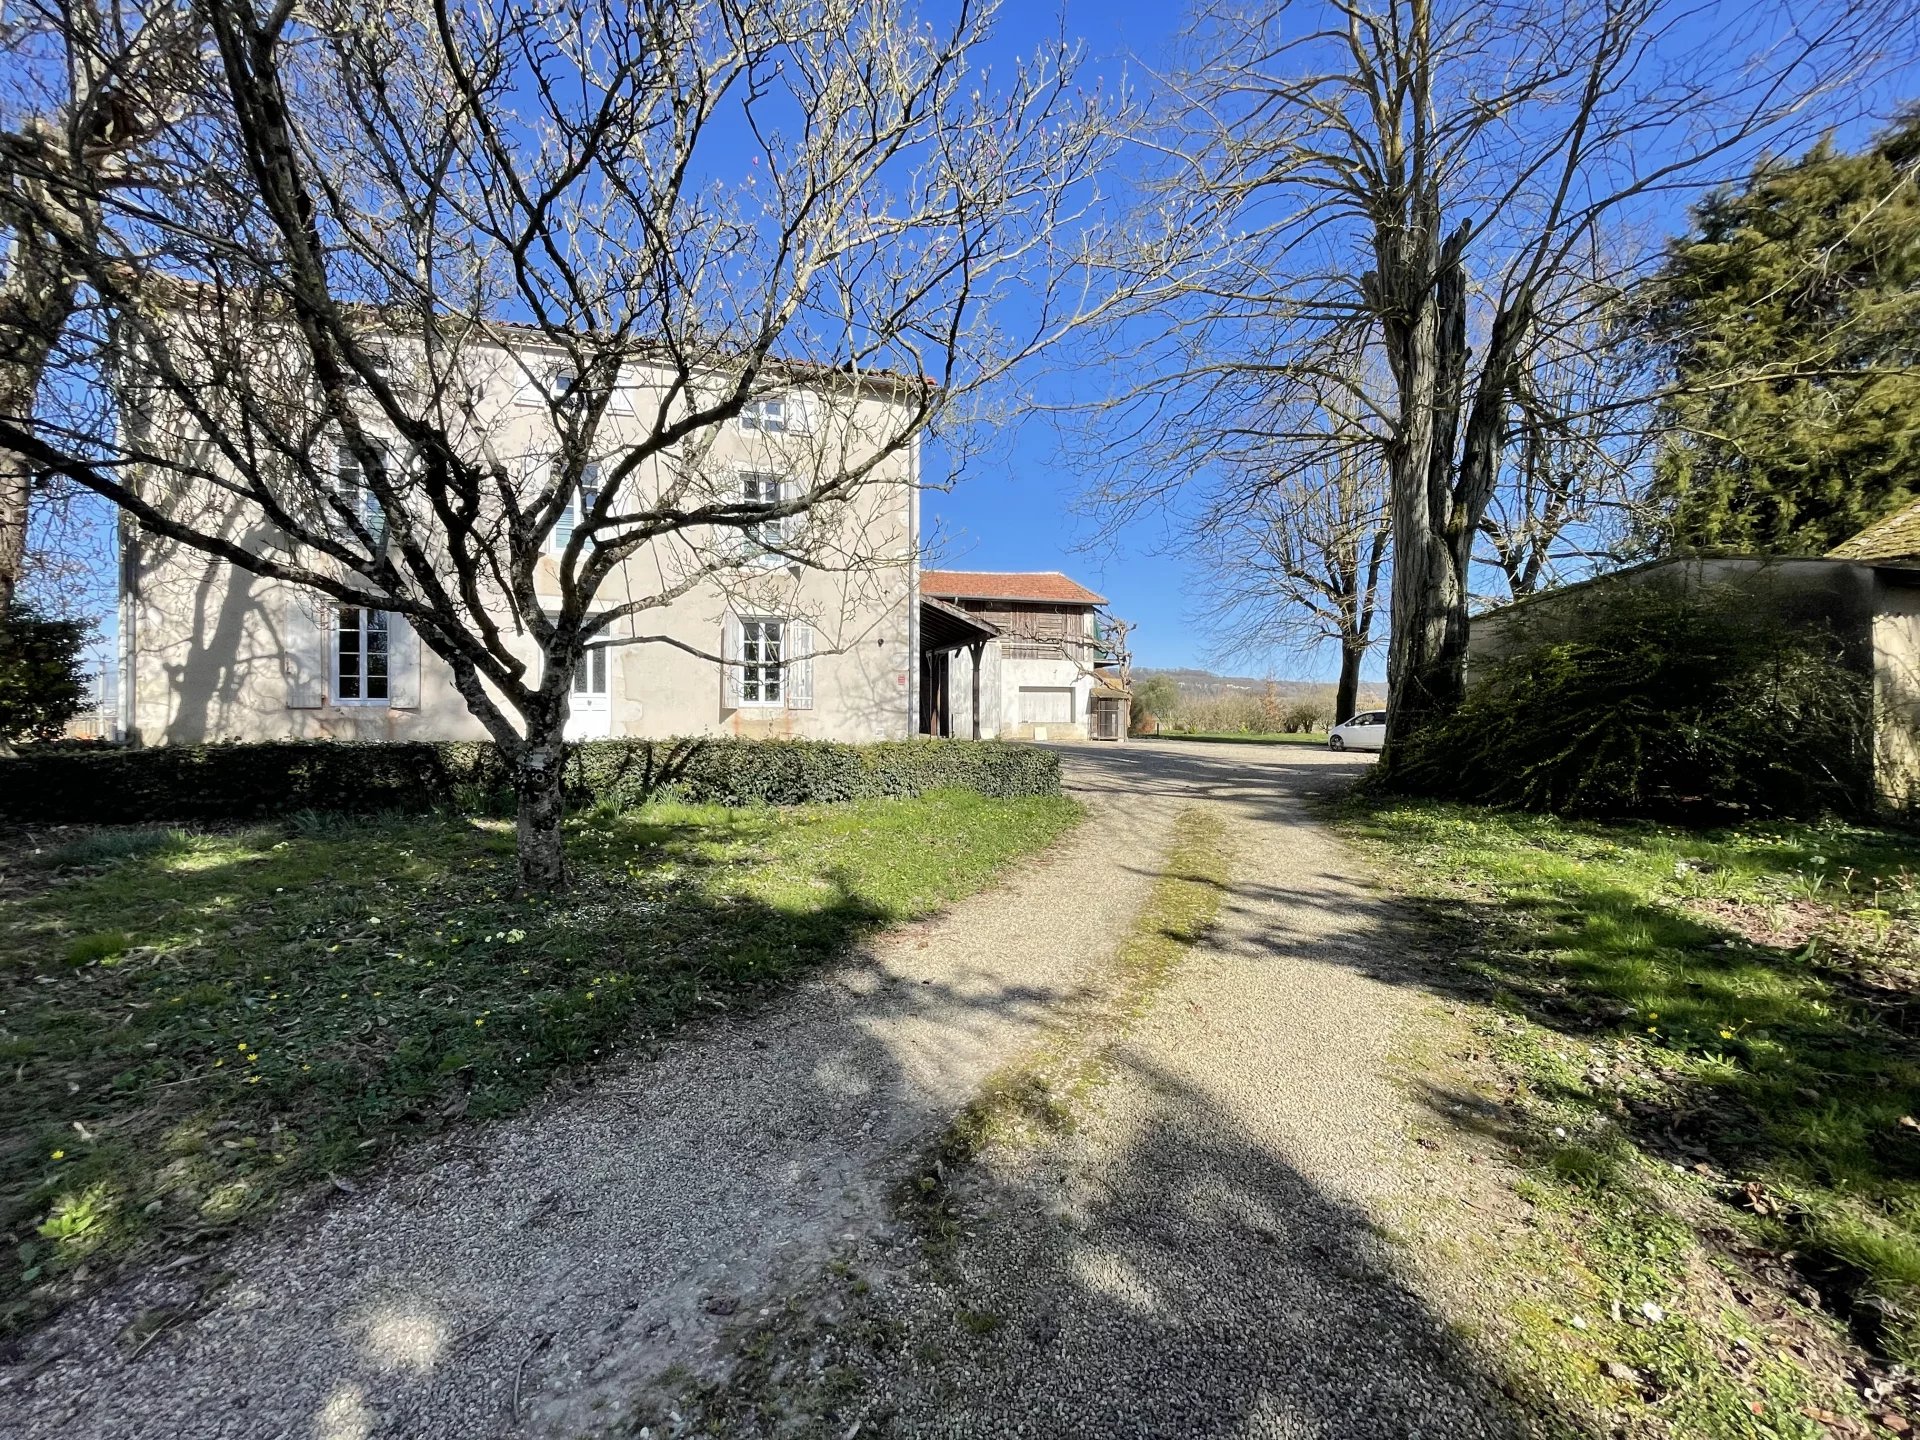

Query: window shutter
790;391;821;435
787;620;814;710
721;613;743;708
284;591;327;708
388;612;420;709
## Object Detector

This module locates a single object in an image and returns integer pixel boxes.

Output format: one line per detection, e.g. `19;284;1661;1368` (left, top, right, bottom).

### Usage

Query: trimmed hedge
0;736;1061;826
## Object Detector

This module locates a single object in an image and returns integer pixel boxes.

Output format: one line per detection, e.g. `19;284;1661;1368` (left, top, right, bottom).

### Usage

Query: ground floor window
1018;686;1074;725
741;618;784;705
335;607;389;702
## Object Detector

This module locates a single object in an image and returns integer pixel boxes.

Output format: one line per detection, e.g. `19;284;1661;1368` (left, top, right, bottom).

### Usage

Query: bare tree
1085;0;1903;767
1196;440;1389;724
0;0;1114;890
0;0;200;622
1478;304;1653;598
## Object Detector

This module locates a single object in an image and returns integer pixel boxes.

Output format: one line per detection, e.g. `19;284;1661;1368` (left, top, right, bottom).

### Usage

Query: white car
1327;710;1386;752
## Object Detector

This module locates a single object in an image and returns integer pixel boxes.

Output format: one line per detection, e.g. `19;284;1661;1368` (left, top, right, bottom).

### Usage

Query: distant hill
1135;667;1386;706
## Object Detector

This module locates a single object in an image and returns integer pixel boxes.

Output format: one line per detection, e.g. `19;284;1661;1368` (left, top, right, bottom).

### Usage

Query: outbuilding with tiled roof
915;566;1127;743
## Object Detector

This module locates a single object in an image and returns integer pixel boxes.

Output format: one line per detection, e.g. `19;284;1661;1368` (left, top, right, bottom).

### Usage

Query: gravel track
0;787;1176;1440
826;742;1527;1439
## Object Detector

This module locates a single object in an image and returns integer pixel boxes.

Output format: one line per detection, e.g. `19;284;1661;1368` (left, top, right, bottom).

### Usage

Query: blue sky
916;0;1918;676
920;0;1205;670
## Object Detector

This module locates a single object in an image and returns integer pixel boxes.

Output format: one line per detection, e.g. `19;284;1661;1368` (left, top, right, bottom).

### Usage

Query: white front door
564;643;612;740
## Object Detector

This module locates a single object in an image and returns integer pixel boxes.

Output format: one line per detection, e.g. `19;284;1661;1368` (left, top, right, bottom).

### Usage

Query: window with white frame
739;395;787;433
538;611;611;702
737;471;788;561
573;640;609;699
550;462;604;553
334;606;390;703
740;618;784;705
346;347;391;390
518;367;634;414
334;442;388;547
723;615;812;710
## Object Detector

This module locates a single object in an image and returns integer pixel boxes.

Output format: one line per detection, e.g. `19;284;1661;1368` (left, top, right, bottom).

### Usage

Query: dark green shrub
0;740;458;823
0;605;90;743
0;736;1060;825
1398;578;1873;819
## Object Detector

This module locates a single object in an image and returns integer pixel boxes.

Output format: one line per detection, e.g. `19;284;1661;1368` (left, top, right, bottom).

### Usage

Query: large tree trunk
1378;229;1525;777
1375;217;1474;770
513;733;569;894
1383;519;1471;744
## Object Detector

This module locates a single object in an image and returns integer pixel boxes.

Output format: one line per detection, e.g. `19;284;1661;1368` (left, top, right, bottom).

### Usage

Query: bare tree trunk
513;730;569;894
1335;641;1365;726
1378;218;1474;755
0;225;80;622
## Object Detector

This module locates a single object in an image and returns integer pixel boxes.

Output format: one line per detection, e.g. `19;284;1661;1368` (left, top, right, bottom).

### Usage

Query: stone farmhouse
115;333;1125;748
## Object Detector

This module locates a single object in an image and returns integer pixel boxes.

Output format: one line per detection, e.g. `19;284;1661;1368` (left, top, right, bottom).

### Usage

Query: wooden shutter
721;613;743;708
284;590;328;708
789;391;821;434
787;620;814;709
388;613;420;709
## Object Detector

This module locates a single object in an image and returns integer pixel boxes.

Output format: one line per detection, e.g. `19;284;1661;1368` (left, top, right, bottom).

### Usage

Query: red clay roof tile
920;569;1106;605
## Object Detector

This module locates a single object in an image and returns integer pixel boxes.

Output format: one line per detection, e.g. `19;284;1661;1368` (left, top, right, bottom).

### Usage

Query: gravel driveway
1;741;1522;1440
856;741;1524;1438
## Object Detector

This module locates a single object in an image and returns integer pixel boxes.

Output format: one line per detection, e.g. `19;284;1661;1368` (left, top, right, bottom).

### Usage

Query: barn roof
920;569;1106;605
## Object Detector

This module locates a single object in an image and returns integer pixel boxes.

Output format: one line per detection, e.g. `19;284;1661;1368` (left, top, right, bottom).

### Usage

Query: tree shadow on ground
0;803;950;1342
1140;764;1920;1367
719;1050;1527;1440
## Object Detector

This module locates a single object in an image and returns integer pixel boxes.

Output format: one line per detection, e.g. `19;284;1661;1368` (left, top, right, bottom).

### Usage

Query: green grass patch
1338;796;1920;1431
0;789;1080;1333
1154;730;1329;747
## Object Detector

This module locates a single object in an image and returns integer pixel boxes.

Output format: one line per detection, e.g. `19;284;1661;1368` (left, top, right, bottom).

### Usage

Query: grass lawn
1339;797;1920;1434
1154;730;1329;746
0;789;1079;1333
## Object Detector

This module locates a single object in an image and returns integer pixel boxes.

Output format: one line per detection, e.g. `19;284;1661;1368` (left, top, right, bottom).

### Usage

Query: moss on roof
1828;497;1920;563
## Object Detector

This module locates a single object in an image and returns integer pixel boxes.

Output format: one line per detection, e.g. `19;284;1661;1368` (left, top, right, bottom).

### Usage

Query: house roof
141;275;937;399
920;569;1107;606
1828;497;1920;565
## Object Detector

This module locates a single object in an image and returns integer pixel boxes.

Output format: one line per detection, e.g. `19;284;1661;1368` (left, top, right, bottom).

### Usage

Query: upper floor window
737;471;789;562
334;606;389;703
334;442;388;548
518;366;633;414
739;396;788;433
345;347;391;391
550;462;604;554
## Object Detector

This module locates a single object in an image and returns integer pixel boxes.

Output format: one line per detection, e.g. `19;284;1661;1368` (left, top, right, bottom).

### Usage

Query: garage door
1018;686;1074;725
